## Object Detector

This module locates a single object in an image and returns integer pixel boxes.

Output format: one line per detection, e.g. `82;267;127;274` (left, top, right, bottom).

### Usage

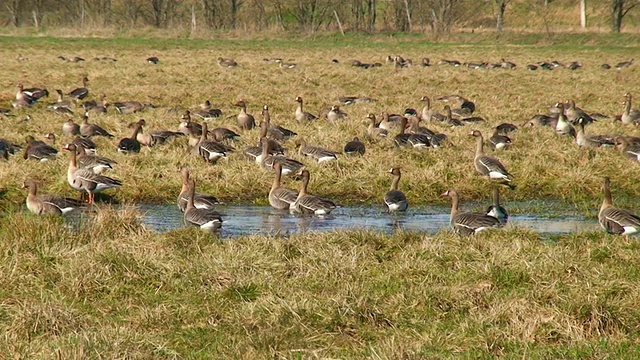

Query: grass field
1;34;640;357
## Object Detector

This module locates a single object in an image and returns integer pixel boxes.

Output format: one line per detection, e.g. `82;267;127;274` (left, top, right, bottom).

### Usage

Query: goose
296;138;338;162
419;96;437;122
407;116;436;138
68;77;89;100
488;129;511;151
73;143;116;174
64;143;122;204
421;57;431;67
113;100;146;114
146;56;159;64
524;113;558;128
500;58;516;69
564;99;595;125
269;163;298;210
575;118;615;148
278;61;297;69
195;122;232;164
184;179;223;232
258;137;303;175
295;96;318;122
384;168;408;213
218;57;238;67
132;120;184;146
599;177;640;236
567;61;582;70
191;100;222;120
326;105;347;122
234;100;256;130
209;127;240;143
84;94;108;114
71;136;97;155
23;136;57;161
177;167;221;212
0;138;21;160
21;86;48;100
554;103;576;138
486;185;508;225
437;95;475;116
441;106;463;126
178;110;202;137
441;189;502;236
23;179;83;215
13;84;35;108
379;112;403;131
48;89;74;112
80;113;114;138
601;63;611;69
261;104;297;141
244;120;285;162
621;93;640;125
394;117;430;148
337;96;375;105
614;136;640;161
61;119;80;136
615;59;634;70
291;170;336;215
495;123;518;135
117;121;143;154
470;130;512;183
366;113;388;138
344;137;365;156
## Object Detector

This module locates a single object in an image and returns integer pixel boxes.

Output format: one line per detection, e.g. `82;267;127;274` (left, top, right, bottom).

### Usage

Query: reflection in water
134;204;601;238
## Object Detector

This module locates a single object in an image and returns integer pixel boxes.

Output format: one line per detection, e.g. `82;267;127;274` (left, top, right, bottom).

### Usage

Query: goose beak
440;191;449;197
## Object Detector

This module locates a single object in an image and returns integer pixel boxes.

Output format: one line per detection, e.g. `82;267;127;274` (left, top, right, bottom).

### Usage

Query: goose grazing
295;138;338;162
262;104;297;141
80;113;114;138
84;94;108;114
614;136;640;161
191;100;223;120
113;101;146;114
61;118;80;136
23;179;83;215
621;93;640;125
599;177;640;236
68;76;89;100
554;103;576;138
486;185;508;225
49;89;74;112
295;96;318;122
184;179;223;232
488;129;512;151
575;118;615;148
269;163;298;210
217;57;238;68
23;136;58;161
366;113;388;138
441;189;502;236
343;137;366;156
194;122;232;164
523;114;558;128
470;130;512;183
615;59;634;70
384;168;408;213
177;167;221;212
235;100;256;130
291;170;336;215
117;120;143;154
65;143;122;204
495;123;518;135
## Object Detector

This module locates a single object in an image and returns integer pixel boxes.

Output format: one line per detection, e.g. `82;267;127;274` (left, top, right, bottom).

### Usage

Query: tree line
1;0;637;34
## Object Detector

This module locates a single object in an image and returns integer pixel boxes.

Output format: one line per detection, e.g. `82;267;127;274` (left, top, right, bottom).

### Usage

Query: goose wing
271;188;299;205
453;212;501;235
476;155;510;176
599;207;640;234
184;208;223;228
296;194;336;214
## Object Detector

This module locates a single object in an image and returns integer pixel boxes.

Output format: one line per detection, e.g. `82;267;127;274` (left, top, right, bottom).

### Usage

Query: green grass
0;210;640;357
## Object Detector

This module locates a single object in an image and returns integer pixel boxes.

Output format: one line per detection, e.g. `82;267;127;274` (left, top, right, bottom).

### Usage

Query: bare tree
494;0;508;33
580;0;586;28
429;0;460;33
6;0;22;26
229;0;243;29
612;0;638;33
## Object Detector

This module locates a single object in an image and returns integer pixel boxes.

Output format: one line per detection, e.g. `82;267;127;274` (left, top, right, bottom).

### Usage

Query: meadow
1;33;640;357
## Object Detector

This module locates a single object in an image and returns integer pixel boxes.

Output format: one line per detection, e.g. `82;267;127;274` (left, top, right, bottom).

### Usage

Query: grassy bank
0;210;639;357
0;35;639;214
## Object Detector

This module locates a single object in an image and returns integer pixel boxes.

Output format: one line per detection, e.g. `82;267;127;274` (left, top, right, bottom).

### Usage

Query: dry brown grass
0;35;639;218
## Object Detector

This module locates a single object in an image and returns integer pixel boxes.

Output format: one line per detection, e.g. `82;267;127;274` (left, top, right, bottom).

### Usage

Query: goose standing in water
384;168;408;213
486;185;508;225
442;189;502;236
469;130;513;184
269;163;298;210
599;177;640;236
177;167;221;212
184;179;223;232
23;179;83;215
291;170;336;215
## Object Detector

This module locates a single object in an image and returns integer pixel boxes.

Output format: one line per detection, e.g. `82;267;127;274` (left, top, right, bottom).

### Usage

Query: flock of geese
3;54;640;237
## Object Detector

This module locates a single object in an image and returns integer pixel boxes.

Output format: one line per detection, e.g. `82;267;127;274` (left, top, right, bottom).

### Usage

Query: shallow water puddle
135;204;601;237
